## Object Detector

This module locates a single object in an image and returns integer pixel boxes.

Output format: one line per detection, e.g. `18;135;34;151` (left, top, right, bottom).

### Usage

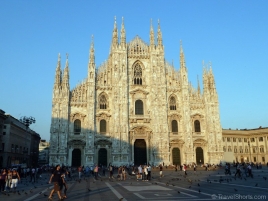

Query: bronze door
196;147;204;164
172;148;181;165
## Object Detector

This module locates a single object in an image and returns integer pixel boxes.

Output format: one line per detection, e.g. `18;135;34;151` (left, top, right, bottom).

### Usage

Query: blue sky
1;1;267;141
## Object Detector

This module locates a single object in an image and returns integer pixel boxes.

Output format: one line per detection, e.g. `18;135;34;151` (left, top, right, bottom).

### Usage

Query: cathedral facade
49;19;223;167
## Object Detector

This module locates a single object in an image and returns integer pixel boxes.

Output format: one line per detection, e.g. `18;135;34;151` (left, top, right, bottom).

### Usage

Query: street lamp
248;140;251;163
20;116;36;129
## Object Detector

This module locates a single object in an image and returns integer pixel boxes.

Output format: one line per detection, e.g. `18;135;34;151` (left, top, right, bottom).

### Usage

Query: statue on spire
157;19;163;46
112;16;118;47
150;19;155;47
120;16;126;47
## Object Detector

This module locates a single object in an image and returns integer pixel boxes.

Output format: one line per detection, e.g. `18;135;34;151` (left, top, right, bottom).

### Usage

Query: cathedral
49;18;223;167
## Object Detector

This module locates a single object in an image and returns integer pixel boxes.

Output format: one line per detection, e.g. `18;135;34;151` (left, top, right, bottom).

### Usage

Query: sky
0;1;267;141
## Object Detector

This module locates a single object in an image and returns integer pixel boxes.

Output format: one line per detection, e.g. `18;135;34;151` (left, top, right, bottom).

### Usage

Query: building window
253;147;256;153
244;138;247;142
239;147;243;153
260;147;264;153
245;148;248;153
194;120;201;132
222;137;225;142
238;138;242;142
259;137;263;142
135;100;144;115
133;63;142;85
228;146;232;152
171;120;178;133
74;119;81;134
100;119;106;133
227;138;230;142
253;157;256;162
233;138;236;142
99;94;107;109
262;157;265;162
234;147;237;153
250;138;255;142
169;97;176;110
223;146;226;152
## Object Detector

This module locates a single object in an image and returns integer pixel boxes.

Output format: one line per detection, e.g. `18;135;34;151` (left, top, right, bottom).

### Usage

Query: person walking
183;164;187;176
59;169;68;199
0;169;7;192
48;165;63;200
147;164;151;181
109;165;113;179
78;166;82;180
143;165;148;181
10;169;20;192
5;169;12;192
159;165;163;178
94;165;99;180
193;163;196;174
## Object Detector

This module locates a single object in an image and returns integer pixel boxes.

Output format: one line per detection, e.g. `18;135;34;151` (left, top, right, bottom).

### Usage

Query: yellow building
222;127;268;164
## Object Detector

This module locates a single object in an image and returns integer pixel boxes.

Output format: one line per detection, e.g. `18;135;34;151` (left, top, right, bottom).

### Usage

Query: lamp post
20;116;36;129
20;116;36;165
248;140;251;163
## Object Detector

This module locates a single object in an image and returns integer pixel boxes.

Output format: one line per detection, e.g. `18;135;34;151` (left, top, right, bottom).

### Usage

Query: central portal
134;139;147;165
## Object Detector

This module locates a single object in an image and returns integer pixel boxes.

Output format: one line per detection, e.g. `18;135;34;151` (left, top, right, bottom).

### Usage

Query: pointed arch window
171;120;178;133
100;119;106;133
99;94;107;109
169;97;177;110
133;63;142;85
194;120;201;132
135;100;143;115
74;119;81;134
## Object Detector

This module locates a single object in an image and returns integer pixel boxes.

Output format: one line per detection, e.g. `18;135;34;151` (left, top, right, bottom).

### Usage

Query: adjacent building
222;127;268;164
0;112;41;168
39;139;50;165
49;18;223;167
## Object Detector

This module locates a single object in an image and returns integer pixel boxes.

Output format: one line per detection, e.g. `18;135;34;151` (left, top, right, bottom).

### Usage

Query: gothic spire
157;19;163;47
120;17;126;47
54;53;62;89
112;16;118;47
62;53;69;89
150;19;155;47
180;41;186;69
197;75;201;95
89;35;95;65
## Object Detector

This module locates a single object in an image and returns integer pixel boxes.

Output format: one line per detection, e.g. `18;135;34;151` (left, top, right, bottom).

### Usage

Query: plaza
1;166;268;201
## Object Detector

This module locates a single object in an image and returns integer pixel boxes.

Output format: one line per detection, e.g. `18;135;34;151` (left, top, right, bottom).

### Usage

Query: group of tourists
0;168;20;193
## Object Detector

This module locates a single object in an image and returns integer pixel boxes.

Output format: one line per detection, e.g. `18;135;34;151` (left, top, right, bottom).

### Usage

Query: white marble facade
49;18;223;167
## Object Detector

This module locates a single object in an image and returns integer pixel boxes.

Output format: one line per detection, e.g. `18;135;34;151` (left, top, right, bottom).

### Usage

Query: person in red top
183;164;187;176
78;166;82;179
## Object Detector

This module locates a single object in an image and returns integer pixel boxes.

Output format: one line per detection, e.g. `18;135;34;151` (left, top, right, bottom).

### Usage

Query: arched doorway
98;148;107;166
196;147;204;165
240;156;244;163
172;148;181;165
72;149;81;167
134;139;147;165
